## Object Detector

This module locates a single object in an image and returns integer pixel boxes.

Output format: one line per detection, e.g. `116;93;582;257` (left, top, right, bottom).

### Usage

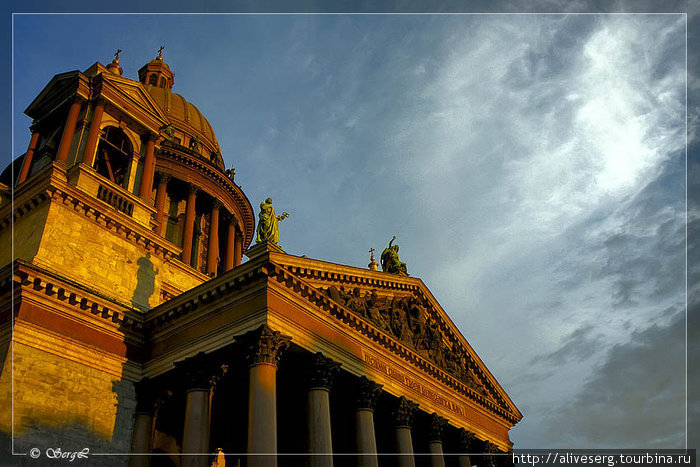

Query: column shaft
182;186;197;265
428;442;446;467
225;222;236;271
139;137;157;201
308;389;333;467
248;363;278;467
182;389;211;467
55;98;82;164
206;202;220;276
82;99;106;167
457;456;473;467
154;174;170;236
17;130;40;184
234;232;243;267
355;409;378;467
396;427;415;467
129;413;154;467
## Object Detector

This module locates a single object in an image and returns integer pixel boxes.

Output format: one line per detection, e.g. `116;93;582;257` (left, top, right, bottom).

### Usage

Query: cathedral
0;50;521;466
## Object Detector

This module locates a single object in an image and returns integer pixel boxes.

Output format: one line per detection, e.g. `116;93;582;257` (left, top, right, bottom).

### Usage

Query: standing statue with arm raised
380;236;408;275
255;197;289;245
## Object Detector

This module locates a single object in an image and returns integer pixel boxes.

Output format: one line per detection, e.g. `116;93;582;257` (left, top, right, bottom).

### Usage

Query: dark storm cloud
530;325;604;366
543;308;687;448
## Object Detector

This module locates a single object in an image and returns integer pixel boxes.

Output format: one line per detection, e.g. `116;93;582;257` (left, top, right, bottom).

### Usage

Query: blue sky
6;6;697;450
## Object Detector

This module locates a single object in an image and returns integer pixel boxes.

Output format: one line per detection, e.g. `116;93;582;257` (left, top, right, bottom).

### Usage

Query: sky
5;2;699;451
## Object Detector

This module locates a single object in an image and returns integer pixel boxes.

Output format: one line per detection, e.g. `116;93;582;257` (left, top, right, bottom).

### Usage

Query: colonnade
16;96;244;277
157;177;243;274
129;325;503;467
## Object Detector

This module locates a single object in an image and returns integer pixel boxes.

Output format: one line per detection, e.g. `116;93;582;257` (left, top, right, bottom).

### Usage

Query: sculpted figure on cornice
381;236;408;275
324;285;490;395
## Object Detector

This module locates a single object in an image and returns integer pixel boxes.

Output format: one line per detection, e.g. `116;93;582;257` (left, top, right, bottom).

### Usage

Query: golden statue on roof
255;198;289;244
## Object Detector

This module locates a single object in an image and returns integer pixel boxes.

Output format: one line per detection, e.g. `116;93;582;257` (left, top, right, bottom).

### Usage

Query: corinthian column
17;127;40;185
82;98;106;167
206;200;221;277
238;325;291;467
306;353;340;467
427;413;448;467
483;441;498;467
175;352;215;467
56;97;83;164
455;428;476;467
394;397;418;467
182;184;198;265
355;377;382;467
154;173;171;236
139;134;157;201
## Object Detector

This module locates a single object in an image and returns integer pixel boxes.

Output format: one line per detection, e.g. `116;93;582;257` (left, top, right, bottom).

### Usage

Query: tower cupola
106;49;123;76
138;46;174;90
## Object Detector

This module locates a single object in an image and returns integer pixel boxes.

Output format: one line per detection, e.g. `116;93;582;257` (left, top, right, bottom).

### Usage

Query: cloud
541;309;687;448
530;325;604;366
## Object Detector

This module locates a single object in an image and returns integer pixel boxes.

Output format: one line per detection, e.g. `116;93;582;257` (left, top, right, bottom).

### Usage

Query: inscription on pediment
324;285;494;400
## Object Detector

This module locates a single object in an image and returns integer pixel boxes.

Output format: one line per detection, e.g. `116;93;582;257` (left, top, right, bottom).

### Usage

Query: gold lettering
362;351;465;418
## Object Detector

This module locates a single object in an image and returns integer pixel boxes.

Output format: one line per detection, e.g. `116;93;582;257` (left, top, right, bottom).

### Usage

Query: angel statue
381;236;408;275
255;198;289;244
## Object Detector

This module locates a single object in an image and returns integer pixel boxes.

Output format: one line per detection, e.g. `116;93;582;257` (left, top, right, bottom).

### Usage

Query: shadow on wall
132;253;158;311
0;345;137;466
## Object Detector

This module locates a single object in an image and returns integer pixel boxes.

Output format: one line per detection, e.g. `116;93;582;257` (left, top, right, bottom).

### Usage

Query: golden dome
145;85;222;155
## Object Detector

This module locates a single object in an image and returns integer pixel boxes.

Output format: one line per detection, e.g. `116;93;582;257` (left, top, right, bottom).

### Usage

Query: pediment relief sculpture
324;285;489;397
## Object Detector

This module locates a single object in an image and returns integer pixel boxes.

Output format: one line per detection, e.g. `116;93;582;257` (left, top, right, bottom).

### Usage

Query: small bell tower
138;46;174;90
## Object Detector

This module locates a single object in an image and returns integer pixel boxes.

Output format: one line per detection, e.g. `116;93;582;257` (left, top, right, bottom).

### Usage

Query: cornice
143;259;269;331
6;260;145;336
3;163;186;263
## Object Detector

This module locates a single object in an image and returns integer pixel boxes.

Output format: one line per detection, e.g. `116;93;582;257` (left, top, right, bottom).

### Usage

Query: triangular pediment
25;70;83;119
99;73;169;128
256;247;521;423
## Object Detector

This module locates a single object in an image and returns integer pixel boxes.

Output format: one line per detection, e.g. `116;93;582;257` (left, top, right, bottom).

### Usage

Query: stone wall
0;203;50;266
0;335;136;466
31;200;205;311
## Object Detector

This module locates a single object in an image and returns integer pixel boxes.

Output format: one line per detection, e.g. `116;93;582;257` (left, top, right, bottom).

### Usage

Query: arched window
148;74;158;86
159;77;167;88
95;126;133;187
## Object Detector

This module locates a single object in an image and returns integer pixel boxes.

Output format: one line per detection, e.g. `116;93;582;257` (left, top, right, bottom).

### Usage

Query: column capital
174;352;216;391
212;199;223;210
237;325;291;368
187;183;199;197
394;396;419;428
427;413;449;443
159;172;172;185
483;441;498;467
483;441;498;454
92;96;108;106
307;352;341;391
456;428;476;451
356;376;383;411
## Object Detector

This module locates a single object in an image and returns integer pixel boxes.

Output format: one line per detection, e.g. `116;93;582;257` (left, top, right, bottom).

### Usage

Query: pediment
25;70;83;119
265;250;522;422
100;74;169;127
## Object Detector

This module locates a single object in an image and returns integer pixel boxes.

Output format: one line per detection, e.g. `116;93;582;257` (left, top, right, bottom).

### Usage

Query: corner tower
3;50;255;310
0;52;255;452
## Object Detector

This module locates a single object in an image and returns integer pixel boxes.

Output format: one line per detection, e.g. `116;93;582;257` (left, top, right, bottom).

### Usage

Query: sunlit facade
0;52;521;467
